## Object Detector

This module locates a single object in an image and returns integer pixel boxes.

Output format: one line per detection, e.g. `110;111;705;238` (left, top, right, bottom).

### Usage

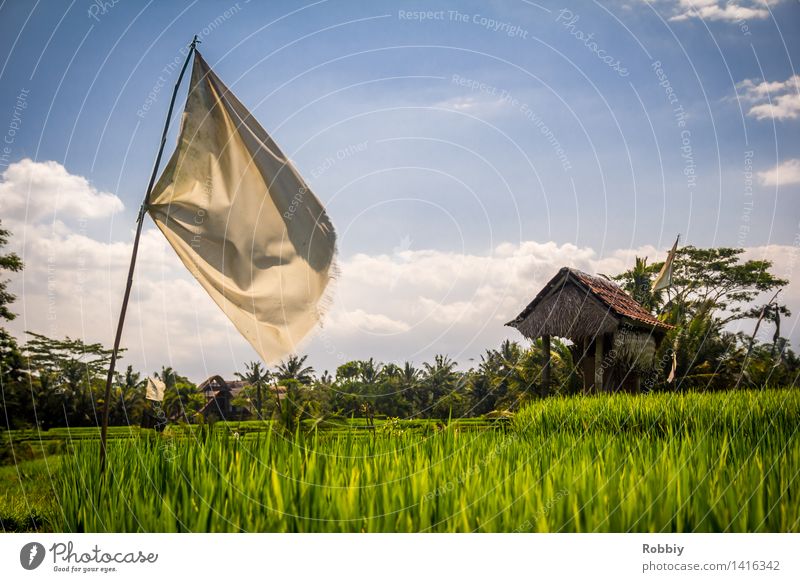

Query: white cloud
434;95;506;115
668;0;770;22
329;309;410;334
736;75;800;121
315;239;800;370
0;159;124;223
4;160;800;380
758;158;800;187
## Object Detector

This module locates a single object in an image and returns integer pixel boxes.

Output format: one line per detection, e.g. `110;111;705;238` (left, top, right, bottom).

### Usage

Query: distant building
198;375;286;421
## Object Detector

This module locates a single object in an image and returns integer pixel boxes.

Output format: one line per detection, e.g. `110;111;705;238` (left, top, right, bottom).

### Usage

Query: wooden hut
198;375;286;421
199;375;239;421
506;267;672;394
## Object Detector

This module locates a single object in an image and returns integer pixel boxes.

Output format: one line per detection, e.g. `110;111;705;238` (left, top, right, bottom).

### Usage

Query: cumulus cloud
329;309;411;334
736;75;800;121
668;0;768;22
0;159;124;223
4;159;800;380
313;239;800;370
758;159;800;187
1;160;234;380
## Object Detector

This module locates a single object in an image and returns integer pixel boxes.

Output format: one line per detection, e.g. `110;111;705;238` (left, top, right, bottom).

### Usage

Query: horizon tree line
0;220;797;430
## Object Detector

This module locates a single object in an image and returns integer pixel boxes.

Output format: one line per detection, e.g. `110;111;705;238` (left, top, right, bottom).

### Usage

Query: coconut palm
111;364;146;425
358;358;381;384
619;256;661;313
275;354;315;384
235;361;271;416
419;355;459;418
156;366;178;391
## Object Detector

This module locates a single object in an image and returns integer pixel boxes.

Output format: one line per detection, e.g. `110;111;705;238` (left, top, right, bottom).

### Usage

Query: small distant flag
667;349;677;383
145;377;166;402
652;235;680;292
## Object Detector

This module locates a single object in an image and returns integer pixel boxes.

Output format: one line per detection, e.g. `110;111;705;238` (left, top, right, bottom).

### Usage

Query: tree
618;256;661;312
616;246;794;391
235;361;271;417
0;220;22;323
275;354;315;384
22;332;118;427
419;355;460;418
111;365;146;425
0;223;32;428
155;366;189;392
615;246;787;324
162;378;203;423
24;332;116;378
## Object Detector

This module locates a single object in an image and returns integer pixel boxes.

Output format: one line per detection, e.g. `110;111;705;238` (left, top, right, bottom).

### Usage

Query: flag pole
99;35;200;475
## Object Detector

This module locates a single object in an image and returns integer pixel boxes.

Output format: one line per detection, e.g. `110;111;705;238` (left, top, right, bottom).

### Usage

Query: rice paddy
4;388;799;532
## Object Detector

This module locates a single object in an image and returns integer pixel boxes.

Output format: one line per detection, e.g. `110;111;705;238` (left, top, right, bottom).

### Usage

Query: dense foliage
615;246;796;392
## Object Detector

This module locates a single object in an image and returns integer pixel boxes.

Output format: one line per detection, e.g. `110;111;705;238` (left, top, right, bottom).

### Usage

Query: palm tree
401;362;419;385
156;366;178;391
112;364;146;425
162;382;203;423
358;358;381;384
235;361;271;417
620;256;662;313
275;354;315;384
497;339;522;367
381;363;401;379
420;355;459;418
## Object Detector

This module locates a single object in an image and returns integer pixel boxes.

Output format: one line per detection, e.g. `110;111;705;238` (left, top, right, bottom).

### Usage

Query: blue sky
1;0;798;379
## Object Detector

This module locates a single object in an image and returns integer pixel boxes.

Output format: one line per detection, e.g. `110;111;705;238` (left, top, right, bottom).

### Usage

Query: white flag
145;377;166;402
148;52;336;363
652;235;679;292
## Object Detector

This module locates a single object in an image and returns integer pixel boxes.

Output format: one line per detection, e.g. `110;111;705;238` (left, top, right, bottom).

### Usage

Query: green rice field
3;388;799;532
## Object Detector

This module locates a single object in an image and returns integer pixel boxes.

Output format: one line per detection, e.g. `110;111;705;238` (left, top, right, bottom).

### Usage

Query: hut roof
198;376;248;398
198;376;286;399
506;267;672;338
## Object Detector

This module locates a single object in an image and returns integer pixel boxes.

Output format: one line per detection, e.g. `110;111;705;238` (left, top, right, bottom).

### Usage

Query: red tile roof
508;267;672;331
569;269;672;330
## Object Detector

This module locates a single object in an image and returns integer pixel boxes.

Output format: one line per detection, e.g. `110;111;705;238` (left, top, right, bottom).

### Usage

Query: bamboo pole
99;36;200;475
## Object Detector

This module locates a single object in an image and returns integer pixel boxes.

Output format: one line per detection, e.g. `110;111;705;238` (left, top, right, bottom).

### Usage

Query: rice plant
53;388;800;532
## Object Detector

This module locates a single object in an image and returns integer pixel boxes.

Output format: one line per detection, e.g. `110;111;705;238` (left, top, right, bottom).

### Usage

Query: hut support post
541;334;551;397
582;337;591;394
594;334;604;393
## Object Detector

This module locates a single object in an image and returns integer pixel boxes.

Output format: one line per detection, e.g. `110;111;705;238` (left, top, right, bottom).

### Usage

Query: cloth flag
147;52;336;363
652;235;679;292
666;349;677;384
145;377;166;402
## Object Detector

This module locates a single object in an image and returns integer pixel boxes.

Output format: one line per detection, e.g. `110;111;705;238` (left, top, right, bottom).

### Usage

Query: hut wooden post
583;337;592;394
594;334;604;393
541;334;551;396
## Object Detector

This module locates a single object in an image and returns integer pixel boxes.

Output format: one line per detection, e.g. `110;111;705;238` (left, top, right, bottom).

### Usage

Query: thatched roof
198;376;286;400
506;267;672;341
